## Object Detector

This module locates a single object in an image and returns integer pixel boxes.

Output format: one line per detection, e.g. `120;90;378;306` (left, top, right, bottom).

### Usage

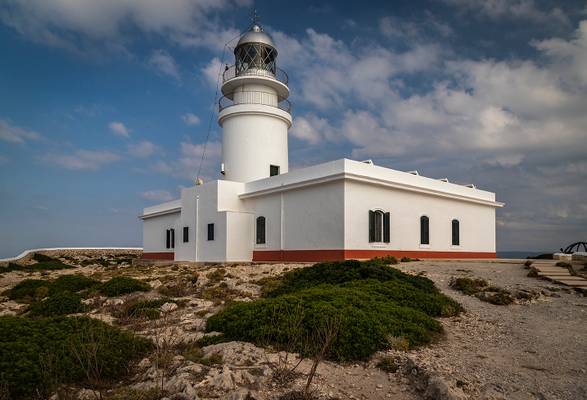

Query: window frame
256;216;266;245
369;209;390;244
269;164;280;177
183;226;189;243
207;223;215;241
165;229;171;249
451;219;460;246
420;215;430;246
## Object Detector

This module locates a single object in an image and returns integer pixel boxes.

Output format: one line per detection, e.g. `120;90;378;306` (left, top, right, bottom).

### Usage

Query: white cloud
202;57;222;87
182;113;201;126
442;0;570;25
0;0;252;55
152;160;173;174
149;49;180;80
0;119;41;143
140;190;173;202
44;149;120;170
109;121;130;138
128;140;158;158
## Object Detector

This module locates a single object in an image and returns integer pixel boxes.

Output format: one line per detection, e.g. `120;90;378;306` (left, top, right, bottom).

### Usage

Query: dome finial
250;8;262;31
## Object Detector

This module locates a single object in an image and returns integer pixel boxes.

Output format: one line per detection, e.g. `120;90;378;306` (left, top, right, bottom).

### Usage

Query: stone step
549;276;585;281
554;280;587;287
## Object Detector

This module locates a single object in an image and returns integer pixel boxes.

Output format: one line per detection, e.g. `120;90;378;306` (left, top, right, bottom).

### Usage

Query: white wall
344;180;496;252
246;181;345;251
226;211;254;261
143;212;180;253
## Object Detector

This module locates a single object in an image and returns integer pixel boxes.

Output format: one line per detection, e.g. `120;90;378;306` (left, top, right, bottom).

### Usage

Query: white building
141;22;504;262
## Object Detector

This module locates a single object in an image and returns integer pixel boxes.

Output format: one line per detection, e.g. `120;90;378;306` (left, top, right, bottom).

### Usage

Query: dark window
183;226;189;243
452;219;460;246
256;216;266;244
383;212;391;243
166;229;170;249
170;228;175;249
369;210;389;243
207;223;214;241
270;165;280;176
420;216;430;245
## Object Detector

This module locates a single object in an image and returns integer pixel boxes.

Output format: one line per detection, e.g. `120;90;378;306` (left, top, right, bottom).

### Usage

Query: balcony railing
219;90;292;114
222;65;289;86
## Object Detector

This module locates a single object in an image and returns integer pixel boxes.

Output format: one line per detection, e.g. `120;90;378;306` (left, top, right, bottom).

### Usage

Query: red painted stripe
253;249;496;262
142;252;174;260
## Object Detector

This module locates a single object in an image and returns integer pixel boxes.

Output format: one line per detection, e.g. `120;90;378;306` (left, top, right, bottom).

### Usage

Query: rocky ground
0;251;585;400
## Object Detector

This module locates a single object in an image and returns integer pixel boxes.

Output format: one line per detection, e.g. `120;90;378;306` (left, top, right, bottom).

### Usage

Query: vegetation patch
48;274;100;295
400;257;420;262
99;276;150;297
0;259;74;274
449;277;489;295
206;260;460;361
4;279;49;302
376;356;399;373
27;291;86;317
449;276;521;306
116;298;176;320
0;316;153;400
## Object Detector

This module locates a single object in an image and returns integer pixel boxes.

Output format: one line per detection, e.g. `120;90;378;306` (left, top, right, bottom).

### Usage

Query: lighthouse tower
218;21;292;183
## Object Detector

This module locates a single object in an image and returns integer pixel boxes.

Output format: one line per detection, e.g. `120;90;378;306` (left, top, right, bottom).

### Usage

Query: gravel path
395;260;587;400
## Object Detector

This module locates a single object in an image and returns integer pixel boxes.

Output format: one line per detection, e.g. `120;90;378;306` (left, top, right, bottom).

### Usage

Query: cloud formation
44;149;120;170
0;0;251;56
109;121;130;138
0;119;41;143
128;141;158;158
182;113;201;126
149;50;181;80
140;190;174;202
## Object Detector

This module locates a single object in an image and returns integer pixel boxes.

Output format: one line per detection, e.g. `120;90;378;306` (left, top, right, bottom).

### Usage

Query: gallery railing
218;90;292;113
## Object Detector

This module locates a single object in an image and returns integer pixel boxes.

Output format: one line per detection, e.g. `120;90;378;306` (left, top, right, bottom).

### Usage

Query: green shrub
266;260;436;298
32;253;56;263
376;356;399;373
371;256;398;265
120;298;174;320
0;260;73;275
207;261;459;362
5;279;49;302
100;276;150;297
400;257;419;262
48;274;100;295
28;292;86;317
449;277;488;295
0;316;153;399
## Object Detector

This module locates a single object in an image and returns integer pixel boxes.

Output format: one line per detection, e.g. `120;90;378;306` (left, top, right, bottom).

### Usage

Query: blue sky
0;0;586;257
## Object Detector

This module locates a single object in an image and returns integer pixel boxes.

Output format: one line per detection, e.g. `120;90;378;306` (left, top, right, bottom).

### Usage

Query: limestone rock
161;302;178;313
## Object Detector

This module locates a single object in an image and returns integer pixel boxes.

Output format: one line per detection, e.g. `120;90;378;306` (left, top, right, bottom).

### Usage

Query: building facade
141;22;503;262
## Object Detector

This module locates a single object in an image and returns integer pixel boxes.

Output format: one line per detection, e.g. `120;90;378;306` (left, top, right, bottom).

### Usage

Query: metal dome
236;24;276;51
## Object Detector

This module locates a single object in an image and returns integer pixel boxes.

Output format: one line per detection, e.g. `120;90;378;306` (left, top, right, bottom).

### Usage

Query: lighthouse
141;17;502;263
218;22;292;183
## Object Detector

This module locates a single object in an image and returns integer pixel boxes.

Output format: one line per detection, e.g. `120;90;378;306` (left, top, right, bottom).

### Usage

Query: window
207;223;214;241
452;219;460;246
165;229;171;249
183;226;189;243
369;210;390;243
270;164;280;176
170;228;175;249
420;216;429;245
256;216;266;244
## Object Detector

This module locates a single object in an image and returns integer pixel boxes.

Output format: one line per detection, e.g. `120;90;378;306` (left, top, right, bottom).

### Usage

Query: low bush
206;268;226;282
32;253;57;263
449;277;488;295
119;298;174;320
400;257;420;262
371;256;398;265
207;260;460;362
48;274;99;295
0;316;153;399
28;291;86;317
4;279;49;302
376;356;399;373
100;276;150;297
0;260;73;274
475;289;514;306
266;259;436;298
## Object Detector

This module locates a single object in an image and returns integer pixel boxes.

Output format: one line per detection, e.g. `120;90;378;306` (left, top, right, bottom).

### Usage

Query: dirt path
395;260;587;400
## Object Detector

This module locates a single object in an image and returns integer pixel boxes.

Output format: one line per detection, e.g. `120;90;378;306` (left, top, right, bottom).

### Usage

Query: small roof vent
407;170;419;176
440;178;449;182
361;159;374;165
464;183;477;189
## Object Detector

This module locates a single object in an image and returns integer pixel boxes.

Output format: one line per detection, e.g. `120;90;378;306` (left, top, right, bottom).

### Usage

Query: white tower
218;21;292;183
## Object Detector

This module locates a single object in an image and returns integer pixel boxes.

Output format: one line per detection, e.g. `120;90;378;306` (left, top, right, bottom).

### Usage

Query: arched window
369;210;390;243
452;219;460;246
256;216;266;245
420;216;429;245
